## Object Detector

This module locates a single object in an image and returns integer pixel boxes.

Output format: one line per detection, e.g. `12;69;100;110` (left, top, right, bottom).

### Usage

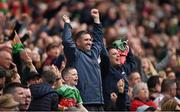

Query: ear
76;39;81;47
63;75;69;81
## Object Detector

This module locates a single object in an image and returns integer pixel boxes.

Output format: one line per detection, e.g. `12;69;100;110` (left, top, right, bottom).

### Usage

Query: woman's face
138;85;149;101
141;58;149;71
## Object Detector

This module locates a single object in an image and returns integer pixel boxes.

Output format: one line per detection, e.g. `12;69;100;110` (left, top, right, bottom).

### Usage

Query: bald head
0;51;12;69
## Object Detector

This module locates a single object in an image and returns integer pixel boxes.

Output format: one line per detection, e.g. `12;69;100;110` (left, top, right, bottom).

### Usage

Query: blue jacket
101;48;137;110
29;83;59;111
62;23;104;104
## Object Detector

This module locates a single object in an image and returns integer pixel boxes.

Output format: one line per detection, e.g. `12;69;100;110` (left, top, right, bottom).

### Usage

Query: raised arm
62;15;78;63
91;9;104;58
155;48;175;71
91;9;100;24
121;48;137;75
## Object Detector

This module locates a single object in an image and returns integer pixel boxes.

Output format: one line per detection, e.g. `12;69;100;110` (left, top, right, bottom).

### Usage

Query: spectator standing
128;71;141;100
154;79;177;109
21;86;31;111
101;45;137;110
3;82;26;111
61;9;104;111
56;67;87;111
130;82;157;111
147;76;162;101
0;50;13;70
28;70;59;111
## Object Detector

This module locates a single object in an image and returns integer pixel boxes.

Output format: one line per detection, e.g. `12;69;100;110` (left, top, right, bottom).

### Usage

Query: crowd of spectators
0;0;179;111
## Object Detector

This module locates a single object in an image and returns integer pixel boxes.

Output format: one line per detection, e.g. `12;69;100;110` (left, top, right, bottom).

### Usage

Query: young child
56;67;87;112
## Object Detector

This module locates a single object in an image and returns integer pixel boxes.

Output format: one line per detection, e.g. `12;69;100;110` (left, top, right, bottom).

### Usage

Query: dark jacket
29;83;59;111
62;23;104;104
101;48;137;110
115;92;126;111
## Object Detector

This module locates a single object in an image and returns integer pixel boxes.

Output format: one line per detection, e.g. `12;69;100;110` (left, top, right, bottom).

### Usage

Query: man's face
76;34;92;52
109;48;120;65
22;88;31;110
13;87;26;106
0;52;12;69
131;72;141;86
167;72;176;80
170;83;177;97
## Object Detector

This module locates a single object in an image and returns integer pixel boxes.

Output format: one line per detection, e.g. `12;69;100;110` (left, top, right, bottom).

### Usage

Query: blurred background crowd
0;0;179;111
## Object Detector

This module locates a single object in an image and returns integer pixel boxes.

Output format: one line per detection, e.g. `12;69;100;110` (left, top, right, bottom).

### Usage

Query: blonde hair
142;58;158;76
161;97;179;111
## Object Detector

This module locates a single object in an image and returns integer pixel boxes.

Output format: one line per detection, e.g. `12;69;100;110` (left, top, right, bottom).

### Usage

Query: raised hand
117;79;125;93
50;65;61;77
62;15;70;23
20;49;37;73
90;9;100;24
20;49;32;64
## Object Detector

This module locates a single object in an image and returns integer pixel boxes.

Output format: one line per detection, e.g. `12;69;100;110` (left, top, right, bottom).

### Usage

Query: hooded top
29;83;59;111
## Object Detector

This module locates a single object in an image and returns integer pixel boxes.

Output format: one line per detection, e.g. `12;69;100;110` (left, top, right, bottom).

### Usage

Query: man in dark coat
101;45;137;110
28;70;59;111
61;9;104;111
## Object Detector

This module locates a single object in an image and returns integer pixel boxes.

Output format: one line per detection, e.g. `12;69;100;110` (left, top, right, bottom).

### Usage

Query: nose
87;40;92;44
144;89;148;93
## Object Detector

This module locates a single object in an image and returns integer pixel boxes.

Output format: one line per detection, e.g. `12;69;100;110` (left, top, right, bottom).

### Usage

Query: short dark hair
61;67;76;79
107;46;116;51
26;71;41;81
3;82;23;94
161;79;176;93
75;30;90;41
147;76;160;92
41;70;56;85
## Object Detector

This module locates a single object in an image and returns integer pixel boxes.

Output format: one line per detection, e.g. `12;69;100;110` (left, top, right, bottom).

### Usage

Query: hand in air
62;15;70;23
91;9;100;24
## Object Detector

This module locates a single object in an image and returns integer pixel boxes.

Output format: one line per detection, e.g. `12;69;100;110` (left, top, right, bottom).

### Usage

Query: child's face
67;69;78;86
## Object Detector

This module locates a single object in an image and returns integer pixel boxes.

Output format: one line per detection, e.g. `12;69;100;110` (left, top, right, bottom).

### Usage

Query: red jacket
130;98;157;111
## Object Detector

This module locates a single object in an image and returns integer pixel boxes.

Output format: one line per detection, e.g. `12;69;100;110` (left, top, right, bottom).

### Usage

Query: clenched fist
62;15;70;23
91;9;100;24
117;79;125;93
91;9;99;19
